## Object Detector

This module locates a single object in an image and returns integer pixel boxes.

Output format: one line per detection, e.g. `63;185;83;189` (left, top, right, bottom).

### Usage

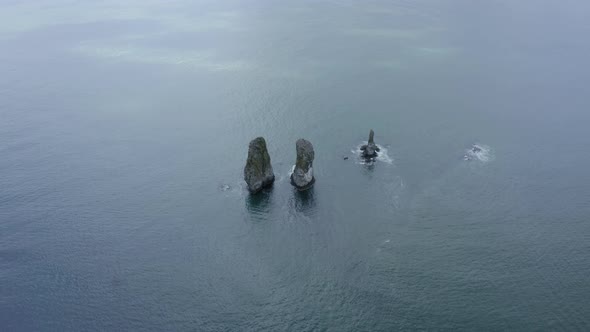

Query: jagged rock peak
360;129;380;159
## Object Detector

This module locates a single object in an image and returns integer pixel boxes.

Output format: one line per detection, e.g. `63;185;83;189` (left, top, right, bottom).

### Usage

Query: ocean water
1;0;590;330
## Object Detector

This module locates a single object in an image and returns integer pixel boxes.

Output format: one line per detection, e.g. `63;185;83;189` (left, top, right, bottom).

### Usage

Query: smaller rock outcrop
244;137;275;194
360;129;380;159
290;139;315;190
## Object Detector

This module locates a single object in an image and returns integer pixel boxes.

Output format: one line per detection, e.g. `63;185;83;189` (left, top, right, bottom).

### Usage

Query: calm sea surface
1;1;590;330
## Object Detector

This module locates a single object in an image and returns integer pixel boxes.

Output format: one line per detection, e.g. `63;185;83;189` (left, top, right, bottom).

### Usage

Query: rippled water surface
1;0;590;330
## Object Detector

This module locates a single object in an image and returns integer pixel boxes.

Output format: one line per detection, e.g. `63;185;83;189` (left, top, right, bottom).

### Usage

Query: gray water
2;1;590;331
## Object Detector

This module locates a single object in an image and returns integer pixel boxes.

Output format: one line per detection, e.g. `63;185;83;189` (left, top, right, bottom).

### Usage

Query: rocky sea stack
244;137;275;194
360;129;380;159
290;139;315;190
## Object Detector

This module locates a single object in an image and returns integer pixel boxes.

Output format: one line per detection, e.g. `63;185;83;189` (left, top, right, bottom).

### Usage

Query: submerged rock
290;139;315;190
360;129;380;159
244;137;275;194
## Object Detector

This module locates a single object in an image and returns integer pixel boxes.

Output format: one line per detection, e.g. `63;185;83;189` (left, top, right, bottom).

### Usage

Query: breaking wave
352;143;394;164
464;144;493;162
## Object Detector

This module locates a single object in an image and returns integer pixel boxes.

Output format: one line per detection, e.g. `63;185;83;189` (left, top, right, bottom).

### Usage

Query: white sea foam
464;144;493;163
219;181;245;196
352;143;394;164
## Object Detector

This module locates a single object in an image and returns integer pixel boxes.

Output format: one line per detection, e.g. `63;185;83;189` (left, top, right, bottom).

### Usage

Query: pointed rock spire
290;139;315;190
360;129;380;159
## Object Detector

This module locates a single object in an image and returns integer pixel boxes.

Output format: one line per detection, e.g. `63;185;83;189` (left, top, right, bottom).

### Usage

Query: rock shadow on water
245;189;273;222
362;161;376;172
289;187;317;218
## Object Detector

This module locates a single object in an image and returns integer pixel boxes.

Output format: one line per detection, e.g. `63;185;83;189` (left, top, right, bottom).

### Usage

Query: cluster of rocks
360;129;380;160
244;130;380;194
244;137;316;194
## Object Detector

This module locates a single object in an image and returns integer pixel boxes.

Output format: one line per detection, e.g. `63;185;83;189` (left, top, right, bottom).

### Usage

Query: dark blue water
2;1;590;330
